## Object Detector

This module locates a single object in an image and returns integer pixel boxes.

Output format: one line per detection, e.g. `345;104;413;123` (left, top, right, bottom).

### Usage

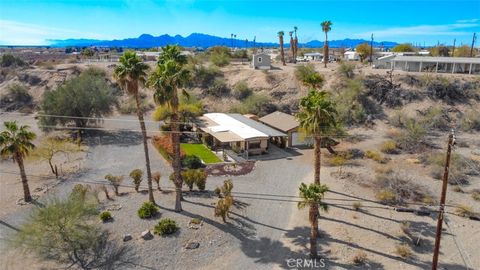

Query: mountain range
48;33;398;49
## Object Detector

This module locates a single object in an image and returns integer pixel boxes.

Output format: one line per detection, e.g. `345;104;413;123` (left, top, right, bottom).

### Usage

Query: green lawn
180;143;222;164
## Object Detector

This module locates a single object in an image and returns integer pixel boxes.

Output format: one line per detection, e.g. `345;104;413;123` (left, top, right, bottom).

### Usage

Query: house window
249;141;261;149
258;57;262;63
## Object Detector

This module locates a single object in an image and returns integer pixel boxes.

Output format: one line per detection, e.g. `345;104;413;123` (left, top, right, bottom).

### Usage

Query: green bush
153;218;178;235
137;202;159;219
295;64;324;89
99;211;112;222
233;81;253;100
189;65;222;88
209;46;231;67
181;169;207;191
194;169;207;191
204;78;230;97
182;155;202;169
190;218;202;224
337;61;355;78
0;54;26;67
129;169;143;192
231;93;276;116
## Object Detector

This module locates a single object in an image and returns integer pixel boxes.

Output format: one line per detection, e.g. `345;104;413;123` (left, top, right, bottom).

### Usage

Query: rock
184;241;200;249
406;158;421;164
123;234;132;242
141;230;153;240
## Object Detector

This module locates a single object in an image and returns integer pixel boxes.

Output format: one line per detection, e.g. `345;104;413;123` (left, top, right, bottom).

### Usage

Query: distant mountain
48;33;397;49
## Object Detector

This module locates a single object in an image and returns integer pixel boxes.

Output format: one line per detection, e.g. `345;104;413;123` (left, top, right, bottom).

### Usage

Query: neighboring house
374;55;480;74
251;53;271;70
259;111;302;148
304;52;323;61
344;51;360;61
196;113;286;156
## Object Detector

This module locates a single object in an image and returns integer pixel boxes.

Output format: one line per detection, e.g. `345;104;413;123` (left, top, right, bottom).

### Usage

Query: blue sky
0;0;479;46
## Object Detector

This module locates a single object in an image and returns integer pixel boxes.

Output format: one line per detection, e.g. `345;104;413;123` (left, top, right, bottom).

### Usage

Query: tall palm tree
0;121;36;202
147;45;189;212
277;31;286;66
289;31;294;63
296;90;337;185
293;26;299;63
298;182;329;258
321;21;332;68
113;51;155;203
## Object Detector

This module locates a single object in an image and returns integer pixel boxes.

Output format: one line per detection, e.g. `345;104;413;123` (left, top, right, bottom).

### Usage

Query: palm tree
293;26;299;63
321;21;332;68
0;121;36;202
289;31;295;63
296;90;337;185
278;31;286;66
147;45;189;212
298;182;329;258
113;51;155;203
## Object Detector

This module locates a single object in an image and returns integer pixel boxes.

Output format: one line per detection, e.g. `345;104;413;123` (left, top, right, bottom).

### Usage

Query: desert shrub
18;73;42;85
14;195;131;269
152;171;161;190
215;197;233;223
182;155;203;169
420;106;451;131
374;172;431;204
325;155;348;167
394;244;412;258
0;54;26;67
400;75;422;86
189;65;222;88
363;75;404;108
137;202;159;219
455;204;475;218
129;169;143;192
231;93;276;116
39;67;118;132
209;46;231;67
365;150;388;163
233;81;253;100
0;83;33;111
380;140;399;154
337;61;355;78
425;152;479;184
295;64;324;89
204;78;230;97
214;187;222;197
352;251;367;265
181;169;207;191
352;202;362;211
460;110;480;132
194;169;207;191
181;169;196;191
425;78;471;104
118;95;152;114
391;119;427;153
471;190;480;201
104;174;123;196
190;218;202;225
153;218;178;235
99;211;112;222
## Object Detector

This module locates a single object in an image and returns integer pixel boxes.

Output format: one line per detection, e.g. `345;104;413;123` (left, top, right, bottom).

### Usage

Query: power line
444;214;474;269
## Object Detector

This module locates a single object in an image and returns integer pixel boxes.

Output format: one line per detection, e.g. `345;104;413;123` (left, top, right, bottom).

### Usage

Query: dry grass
351;251;368;265
455;204;475;217
472;190;480;201
365;150;388;163
394;244;412;258
376;190;397;204
380;140;399;154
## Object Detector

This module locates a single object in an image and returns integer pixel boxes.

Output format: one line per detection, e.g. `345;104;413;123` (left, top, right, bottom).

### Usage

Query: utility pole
452;39;456;57
470;32;477;57
370;33;374;64
431;130;455;270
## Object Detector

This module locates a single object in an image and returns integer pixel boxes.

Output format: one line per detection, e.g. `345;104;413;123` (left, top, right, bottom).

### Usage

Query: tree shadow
82;130;143;147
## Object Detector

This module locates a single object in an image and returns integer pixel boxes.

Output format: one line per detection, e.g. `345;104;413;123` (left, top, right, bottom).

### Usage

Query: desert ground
1;55;479;269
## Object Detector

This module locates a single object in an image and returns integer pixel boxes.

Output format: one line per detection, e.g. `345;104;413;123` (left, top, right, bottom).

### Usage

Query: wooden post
435;62;439;73
432;131;455;270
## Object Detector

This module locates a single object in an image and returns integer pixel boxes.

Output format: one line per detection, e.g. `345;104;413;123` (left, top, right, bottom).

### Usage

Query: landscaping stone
184;241;200;250
123;234;132;242
141;230;153;240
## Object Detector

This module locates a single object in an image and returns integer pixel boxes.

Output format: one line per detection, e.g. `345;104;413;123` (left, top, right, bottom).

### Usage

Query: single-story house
304;52;323;61
259;111;302;147
251;53;271;70
375;55;480;74
344;51;360;61
196;113;286;156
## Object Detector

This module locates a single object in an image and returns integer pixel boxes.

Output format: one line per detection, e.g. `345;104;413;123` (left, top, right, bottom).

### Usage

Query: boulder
141;230;153;240
123;234;132;242
184;241;200;250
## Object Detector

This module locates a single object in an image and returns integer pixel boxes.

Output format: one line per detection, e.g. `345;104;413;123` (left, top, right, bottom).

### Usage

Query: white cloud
354;22;478;39
0;20;109;45
456;18;479;23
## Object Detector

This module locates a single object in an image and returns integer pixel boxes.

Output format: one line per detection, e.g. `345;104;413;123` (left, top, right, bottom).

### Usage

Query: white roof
392;55;480;64
304;52;322;56
344;51;358;55
204;113;268;140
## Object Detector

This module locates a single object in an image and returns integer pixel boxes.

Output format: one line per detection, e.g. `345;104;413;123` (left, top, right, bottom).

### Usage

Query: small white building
344;51;360;61
251;53;271;70
304;52;323;61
